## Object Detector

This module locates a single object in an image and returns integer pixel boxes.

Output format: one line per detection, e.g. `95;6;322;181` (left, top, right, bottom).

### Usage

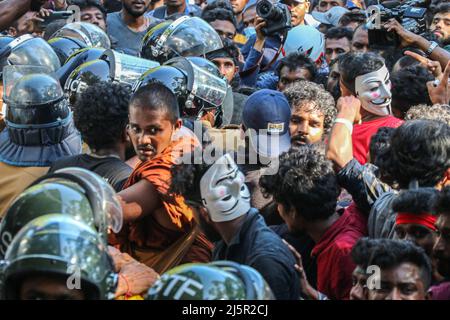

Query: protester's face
351;27;369;53
367;263;427;300
395;224;437;257
350;266;368;300
243;7;257;28
290;104;325;145
325;37;351;64
122;0;151;17
277;66;312;92
209;20;237;41
277;203;305;235
317;0;345;12
290;0;310;27
230;0;249;15
433;214;450;278
211;57;238;83
431;12;450;42
81;7;106;31
20;276;85;300
128;105;179;162
355;65;392;116
326;62;340;92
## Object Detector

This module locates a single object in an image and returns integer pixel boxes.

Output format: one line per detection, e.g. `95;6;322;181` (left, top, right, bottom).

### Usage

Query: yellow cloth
0;162;49;217
116;295;144;300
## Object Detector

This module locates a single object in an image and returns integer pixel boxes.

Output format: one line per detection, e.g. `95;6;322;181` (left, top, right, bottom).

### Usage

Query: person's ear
340;78;353;97
306;1;311;12
234;66;240;75
438;168;450;189
174;119;183;130
7;27;17;37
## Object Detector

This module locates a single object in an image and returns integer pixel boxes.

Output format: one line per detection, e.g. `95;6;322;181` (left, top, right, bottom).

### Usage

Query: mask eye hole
222;195;232;201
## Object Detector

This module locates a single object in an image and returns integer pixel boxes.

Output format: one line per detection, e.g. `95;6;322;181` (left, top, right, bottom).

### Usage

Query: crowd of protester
0;0;449;300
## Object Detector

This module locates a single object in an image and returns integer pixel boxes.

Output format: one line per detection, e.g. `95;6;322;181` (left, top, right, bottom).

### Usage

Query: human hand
427;60;450;105
384;18;420;48
116;261;160;297
283;239;319;300
336;95;362;124
404;50;443;80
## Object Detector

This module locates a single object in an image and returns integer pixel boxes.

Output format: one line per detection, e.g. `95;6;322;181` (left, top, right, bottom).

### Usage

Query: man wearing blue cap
239;89;291;224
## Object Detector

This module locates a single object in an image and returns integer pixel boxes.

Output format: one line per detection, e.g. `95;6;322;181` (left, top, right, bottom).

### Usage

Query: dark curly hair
338;11;366;28
259;146;340;222
339;52;385;95
283;80;336;134
73;81;130;151
201;5;237;28
351;237;383;269
392;188;439;214
377;120;450;189
369;127;395;166
391;65;434;116
367;239;432;289
276;52;317;82
325;27;353;41
405;104;450;125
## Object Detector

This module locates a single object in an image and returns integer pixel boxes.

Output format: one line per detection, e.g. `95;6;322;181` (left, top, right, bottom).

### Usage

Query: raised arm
118;179;162;223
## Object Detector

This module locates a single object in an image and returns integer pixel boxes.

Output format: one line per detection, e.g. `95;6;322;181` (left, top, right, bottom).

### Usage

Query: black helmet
140;16;223;64
48;37;87;65
3;66;69;126
133;56;231;127
0;35;61;76
0;215;118;300
50;22;111;49
0;167;123;258
132;65;190;112
55;47;107;87
64;59;111;106
64;50;158;105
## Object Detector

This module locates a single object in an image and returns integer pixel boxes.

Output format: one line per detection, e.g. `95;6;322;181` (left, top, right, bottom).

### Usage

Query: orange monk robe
112;136;212;273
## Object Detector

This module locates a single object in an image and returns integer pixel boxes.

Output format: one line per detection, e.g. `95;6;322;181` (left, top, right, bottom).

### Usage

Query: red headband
396;212;437;231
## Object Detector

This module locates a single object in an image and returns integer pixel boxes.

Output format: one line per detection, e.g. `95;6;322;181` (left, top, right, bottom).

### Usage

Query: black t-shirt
49;154;132;192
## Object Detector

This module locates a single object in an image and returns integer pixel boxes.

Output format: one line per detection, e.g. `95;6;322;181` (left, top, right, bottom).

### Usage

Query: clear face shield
161;16;224;58
54;167;123;234
0;35;61;74
2;65;57;118
51;22;111;49
102;49;160;87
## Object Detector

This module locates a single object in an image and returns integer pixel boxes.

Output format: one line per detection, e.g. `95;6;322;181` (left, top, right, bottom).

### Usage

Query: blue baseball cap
242;89;291;158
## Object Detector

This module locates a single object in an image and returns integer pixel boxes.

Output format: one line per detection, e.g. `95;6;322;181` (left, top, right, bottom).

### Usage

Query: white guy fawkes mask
200;153;251;222
355;65;392;116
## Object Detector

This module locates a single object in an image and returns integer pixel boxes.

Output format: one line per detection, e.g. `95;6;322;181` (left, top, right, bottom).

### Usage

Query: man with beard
170;152;301;300
112;82;212;274
430;4;450;48
107;0;161;56
430;187;450;300
284;80;336;146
